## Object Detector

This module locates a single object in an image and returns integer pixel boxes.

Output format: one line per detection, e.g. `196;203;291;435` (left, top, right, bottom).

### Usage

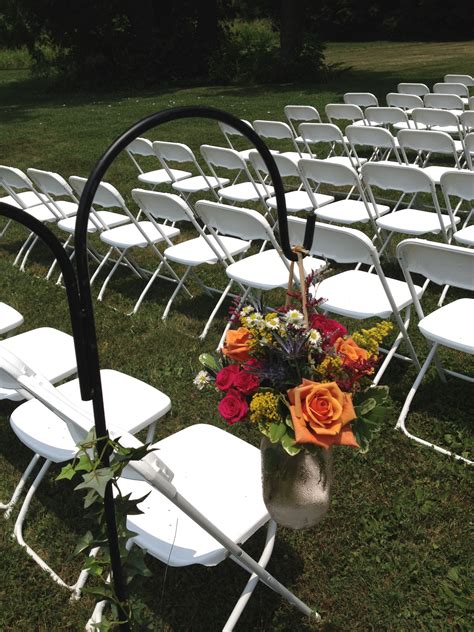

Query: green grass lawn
0;41;473;631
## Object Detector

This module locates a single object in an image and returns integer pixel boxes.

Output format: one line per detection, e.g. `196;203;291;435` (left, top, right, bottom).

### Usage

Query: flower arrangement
195;271;392;456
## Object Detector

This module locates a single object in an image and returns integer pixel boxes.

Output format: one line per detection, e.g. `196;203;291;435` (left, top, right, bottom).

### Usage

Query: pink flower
215;365;240;391
218;389;248;424
310;314;348;346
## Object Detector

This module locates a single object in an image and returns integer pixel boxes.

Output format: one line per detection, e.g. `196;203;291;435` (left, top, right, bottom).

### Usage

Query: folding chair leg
438;284;450;307
162;266;193;320
13;231;35;267
0;453;42;517
0;218;12;238
395;344;473;465
90;247;114;286
19;234;40;272
223;519;277;631
97;250;129;302
199;279;234;340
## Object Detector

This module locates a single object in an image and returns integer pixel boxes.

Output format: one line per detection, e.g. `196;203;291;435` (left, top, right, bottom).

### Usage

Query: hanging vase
260;437;333;530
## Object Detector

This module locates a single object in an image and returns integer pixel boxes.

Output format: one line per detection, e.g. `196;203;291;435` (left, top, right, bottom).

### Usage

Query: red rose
310;314;348;346
218;389;248;424
233;370;260;394
215;364;240;391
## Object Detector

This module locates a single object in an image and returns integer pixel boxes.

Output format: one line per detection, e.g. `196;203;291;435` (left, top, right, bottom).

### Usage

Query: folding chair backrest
387;93;424;110
433;82;469;98
153;141;196;165
444;74;474;87
200;144;247;171
253;120;294;141
365;106;409;127
0;166;36;193
440;170;474;202
398;129;459;157
218;119;252;138
27;168;76;200
343;92;378;107
397;83;429;96
249;150;299;179
299;158;360;188
69;176;126;210
126;137;154;157
298;122;344;144
195;200;275;243
325;103;365;124
424;93;464;111
361;162;434;194
470;97;474;110
397;238;474;290
460;111;474;133
464;132;474;169
411;108;460;130
131;189;193;223
346;124;398;151
284;105;321;136
288;217;375;266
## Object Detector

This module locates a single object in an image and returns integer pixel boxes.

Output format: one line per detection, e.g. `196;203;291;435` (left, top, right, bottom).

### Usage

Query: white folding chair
424;93;464;116
284;105;322;144
132;189;250;336
343;92;379;108
346;124;403;166
288;218;421;382
433;82;469;105
217;119;255;161
463;131;474;170
200;144;273;210
397;83;430;96
361;162;460;256
195;200;326;349
0;302;24;337
397;128;463;184
298;122;361;169
444;74;473;87
326;102;367;128
252;119;311;163
299;158;389;238
126;137;191;186
248;150;334;214
365;106;416;131
396;239;474;464
411;108;463;138
441;170;474;247
386;92;424;116
153;140;226;203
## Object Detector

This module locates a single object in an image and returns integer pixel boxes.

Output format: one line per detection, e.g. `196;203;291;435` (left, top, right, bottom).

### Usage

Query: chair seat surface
315;199;390;224
0;328;76;401
418;298;474;354
0;191;48;209
376;209;460;234
165;235;250;266
421;165;460;184
267;190;334;212
100;221;179;248
226;249;325;290
138;168;191;186
172;175;229;193
0;303;24;336
54;200;78;217
324;156;363;168
218;182;273;202
119;424;269;567
313;269;423;319
10;369;171;462
24;203;59;223
58;211;129;234
279;151;313;164
453;225;474;246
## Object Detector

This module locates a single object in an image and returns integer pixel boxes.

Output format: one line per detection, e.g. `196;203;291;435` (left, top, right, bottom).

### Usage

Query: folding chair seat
441;170;474;247
444;74;474;87
366;106;417;131
298;122;361;169
386;92;424;117
397;128;463;184
126;137;191;186
217;119;255;161
346;125;403;166
325;103;367;128
252;119;311;163
200;144;273;208
132;189;250;336
71;180;182;310
343;92;379;108
361;163;459;255
299;158;389;235
433;82;469;106
153;141;227;202
423;93;464;117
288;218;420;383
195;200;326;347
0;302;24;337
284;105;322;143
397;83;430;97
396;238;474;464
248;150;334;214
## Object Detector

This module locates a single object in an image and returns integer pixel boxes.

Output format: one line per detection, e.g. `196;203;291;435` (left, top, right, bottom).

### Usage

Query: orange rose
287;379;358;449
222;327;252;363
335;337;369;365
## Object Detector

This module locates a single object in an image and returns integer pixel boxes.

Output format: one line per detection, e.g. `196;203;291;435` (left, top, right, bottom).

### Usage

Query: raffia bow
285;245;310;328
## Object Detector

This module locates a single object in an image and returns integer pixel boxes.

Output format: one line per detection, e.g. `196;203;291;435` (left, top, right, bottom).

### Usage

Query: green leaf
357;397;377;416
75;467;115;498
56;463;76;481
281;432;301;455
268;422;287;443
73;530;95;556
198;353;221;373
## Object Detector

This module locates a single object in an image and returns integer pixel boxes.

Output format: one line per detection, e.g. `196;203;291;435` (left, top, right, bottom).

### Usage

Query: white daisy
240;305;255;316
265;315;280;330
285;309;304;328
246;311;265;328
193;370;211;390
308;329;322;347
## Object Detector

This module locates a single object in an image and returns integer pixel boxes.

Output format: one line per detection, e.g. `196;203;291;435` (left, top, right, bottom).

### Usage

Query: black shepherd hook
1;105;316;630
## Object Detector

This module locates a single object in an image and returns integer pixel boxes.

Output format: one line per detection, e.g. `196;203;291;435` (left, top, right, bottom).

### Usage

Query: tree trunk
280;0;303;65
